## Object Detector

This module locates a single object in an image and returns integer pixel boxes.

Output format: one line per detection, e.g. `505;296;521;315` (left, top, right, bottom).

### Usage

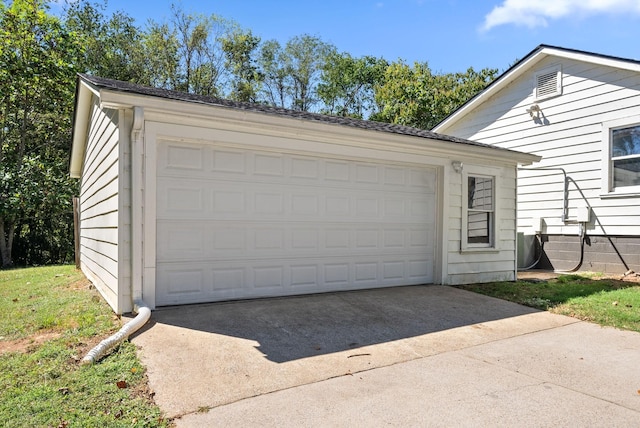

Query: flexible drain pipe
82;302;151;364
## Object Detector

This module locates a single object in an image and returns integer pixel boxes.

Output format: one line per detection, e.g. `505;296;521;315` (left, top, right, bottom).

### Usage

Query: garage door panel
159;141;434;192
157;180;435;222
157;221;432;261
156;255;433;306
156;141;437;305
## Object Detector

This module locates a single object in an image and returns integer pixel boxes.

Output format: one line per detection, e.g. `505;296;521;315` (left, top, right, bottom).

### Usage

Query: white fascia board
69;81;99;178
99;89;541;167
541;47;640;73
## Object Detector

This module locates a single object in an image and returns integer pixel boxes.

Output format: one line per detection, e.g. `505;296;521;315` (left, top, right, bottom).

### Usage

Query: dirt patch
0;330;62;355
64;278;93;291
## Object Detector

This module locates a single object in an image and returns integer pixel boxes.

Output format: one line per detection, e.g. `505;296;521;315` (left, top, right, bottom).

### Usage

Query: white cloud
481;0;640;31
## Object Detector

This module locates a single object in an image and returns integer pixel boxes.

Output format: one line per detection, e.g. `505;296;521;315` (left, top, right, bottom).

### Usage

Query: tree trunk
0;218;15;268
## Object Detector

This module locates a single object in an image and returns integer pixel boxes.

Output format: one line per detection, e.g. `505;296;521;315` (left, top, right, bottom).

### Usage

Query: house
70;74;539;314
434;45;640;274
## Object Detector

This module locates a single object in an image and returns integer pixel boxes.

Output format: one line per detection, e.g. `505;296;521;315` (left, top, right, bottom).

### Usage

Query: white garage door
155;139;437;306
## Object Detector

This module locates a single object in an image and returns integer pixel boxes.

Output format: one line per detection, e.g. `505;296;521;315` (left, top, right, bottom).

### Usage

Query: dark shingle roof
79;73;509;152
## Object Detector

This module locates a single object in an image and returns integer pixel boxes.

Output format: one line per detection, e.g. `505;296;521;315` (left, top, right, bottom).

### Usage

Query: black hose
518;230;585;273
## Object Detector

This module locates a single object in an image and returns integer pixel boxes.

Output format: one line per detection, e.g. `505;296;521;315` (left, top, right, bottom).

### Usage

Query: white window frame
601;116;640;197
533;64;562;102
461;167;500;252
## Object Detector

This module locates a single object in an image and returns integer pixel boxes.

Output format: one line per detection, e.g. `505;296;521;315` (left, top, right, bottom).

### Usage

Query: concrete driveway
130;285;640;427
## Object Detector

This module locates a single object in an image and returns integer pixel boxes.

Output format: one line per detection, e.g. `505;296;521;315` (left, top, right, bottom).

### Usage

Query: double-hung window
462;172;496;250
602;117;640;195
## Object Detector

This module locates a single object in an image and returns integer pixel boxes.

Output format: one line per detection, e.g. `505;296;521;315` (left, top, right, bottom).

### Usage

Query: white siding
79;99;122;313
445;164;518;285
441;56;640;237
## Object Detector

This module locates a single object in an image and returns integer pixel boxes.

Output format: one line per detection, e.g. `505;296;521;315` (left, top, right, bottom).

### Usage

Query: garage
70;74;540;314
155;140;436;305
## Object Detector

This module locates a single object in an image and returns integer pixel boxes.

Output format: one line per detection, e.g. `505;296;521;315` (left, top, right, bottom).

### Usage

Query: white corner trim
131;106;145;304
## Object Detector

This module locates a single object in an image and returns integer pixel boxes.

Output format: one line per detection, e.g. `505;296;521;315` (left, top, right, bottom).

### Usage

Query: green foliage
0;0;80;267
284;34;336;111
318;52;388;118
258;39;290;108
371;61;497;129
64;0;146;82
458;275;640;332
0;265;168;426
222;29;262;102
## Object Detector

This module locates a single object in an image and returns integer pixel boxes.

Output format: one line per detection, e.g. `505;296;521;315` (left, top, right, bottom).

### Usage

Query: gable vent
534;65;562;101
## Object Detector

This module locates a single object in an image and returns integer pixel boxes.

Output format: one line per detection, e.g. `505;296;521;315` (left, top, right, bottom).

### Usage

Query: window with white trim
602;117;640;195
533;65;562;101
463;174;495;249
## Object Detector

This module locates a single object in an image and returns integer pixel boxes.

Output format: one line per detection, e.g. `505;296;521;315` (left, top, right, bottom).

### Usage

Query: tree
372;61;497;129
0;0;81;267
222;29;262;102
284;35;335;111
64;0;145;82
170;4;237;96
140;20;181;89
258;39;289;108
318;52;388;118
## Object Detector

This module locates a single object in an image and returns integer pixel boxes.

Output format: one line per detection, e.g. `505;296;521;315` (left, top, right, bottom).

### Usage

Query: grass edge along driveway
458;272;640;333
0;265;169;428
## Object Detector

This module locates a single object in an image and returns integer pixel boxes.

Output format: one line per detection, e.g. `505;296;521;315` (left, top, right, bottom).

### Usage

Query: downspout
131;107;145;303
82;107;150;364
82;302;151;364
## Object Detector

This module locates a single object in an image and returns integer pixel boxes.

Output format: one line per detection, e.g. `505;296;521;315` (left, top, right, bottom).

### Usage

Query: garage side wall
79;98;122;313
445;164;518;285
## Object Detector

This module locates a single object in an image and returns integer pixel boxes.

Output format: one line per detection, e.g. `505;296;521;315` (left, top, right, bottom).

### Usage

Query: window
463;175;495;249
533;65;562;101
602;117;640;195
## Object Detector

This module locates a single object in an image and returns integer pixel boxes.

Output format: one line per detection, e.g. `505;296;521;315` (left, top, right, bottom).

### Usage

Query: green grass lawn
458;273;640;333
0;265;169;428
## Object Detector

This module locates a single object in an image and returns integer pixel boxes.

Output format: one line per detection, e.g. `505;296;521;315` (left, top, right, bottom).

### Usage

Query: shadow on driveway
131;285;577;418
138;284;537;363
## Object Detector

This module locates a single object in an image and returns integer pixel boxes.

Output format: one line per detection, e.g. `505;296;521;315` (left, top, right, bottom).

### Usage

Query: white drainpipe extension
82;301;151;364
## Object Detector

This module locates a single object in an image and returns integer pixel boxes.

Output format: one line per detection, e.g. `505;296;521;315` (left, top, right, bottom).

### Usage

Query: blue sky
60;0;640;74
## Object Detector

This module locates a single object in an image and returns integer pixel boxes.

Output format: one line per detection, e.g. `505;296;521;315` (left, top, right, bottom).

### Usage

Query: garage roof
78;73;531;149
71;74;540;177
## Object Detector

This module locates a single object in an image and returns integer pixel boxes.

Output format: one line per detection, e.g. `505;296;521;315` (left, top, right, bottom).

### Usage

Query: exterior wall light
526;104;541;119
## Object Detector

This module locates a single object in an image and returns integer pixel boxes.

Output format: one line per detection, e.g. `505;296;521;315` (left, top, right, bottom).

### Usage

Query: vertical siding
79;98;121;313
441;57;640;237
445;164;518;285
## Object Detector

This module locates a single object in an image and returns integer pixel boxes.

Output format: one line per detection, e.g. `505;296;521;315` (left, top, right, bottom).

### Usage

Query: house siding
440;56;640;239
445;163;519;285
79;98;121;312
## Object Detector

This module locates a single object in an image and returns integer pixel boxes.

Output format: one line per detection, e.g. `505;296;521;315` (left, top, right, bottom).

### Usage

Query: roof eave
69;78;98;178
